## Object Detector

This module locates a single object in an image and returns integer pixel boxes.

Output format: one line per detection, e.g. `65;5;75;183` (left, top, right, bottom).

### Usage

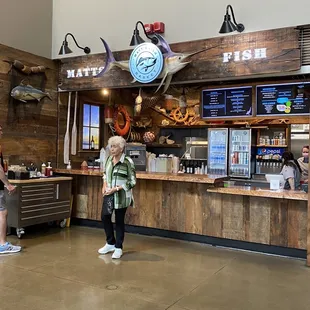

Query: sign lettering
223;48;267;63
66;67;104;78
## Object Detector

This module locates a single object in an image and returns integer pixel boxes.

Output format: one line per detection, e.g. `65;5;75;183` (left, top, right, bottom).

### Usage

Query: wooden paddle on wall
71;92;77;155
64;92;71;164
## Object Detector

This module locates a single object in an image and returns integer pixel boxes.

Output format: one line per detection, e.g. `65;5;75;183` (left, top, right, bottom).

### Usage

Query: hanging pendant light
219;5;245;34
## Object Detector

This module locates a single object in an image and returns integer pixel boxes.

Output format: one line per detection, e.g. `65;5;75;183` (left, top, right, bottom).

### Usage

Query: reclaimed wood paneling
202;192;222;238
169;182;184;232
160;181;171;230
71;176;307;251
145;179;162;228
222;195;245;241
288;200;307;250
125;180;140;226
308;192;310;265
243;196;251;241
74;175;103;220
249;197;271;244
184;183;203;234
138;179;149;227
59;27;300;91
270;200;288;247
0;43;58;167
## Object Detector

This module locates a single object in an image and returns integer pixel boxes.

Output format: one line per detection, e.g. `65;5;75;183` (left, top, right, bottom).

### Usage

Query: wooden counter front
125;181;307;250
54;169;307;252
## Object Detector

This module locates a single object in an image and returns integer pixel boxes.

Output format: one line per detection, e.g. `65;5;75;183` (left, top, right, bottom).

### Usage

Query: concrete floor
0;226;310;310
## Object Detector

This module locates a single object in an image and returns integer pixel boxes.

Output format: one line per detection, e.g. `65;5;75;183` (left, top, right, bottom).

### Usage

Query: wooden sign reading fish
10;83;52;103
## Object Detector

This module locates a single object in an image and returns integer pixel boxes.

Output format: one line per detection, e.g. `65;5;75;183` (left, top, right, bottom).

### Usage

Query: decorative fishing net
7;64;47;123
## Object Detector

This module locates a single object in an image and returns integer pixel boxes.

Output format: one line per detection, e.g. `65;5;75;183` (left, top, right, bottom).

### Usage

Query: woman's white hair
108;135;126;151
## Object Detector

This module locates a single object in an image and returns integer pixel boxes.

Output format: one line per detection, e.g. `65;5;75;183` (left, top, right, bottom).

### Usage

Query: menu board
201;87;253;119
256;82;310;116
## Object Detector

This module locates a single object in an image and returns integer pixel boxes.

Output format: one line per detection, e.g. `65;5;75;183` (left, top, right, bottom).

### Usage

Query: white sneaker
98;243;115;255
112;248;123;259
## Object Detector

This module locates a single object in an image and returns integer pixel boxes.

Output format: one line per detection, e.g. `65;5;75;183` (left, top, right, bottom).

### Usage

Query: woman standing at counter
281;151;301;190
98;136;136;259
297;145;309;183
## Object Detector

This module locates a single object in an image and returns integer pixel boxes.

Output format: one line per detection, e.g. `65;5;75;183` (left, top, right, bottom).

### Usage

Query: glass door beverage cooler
229;129;252;178
207;128;228;175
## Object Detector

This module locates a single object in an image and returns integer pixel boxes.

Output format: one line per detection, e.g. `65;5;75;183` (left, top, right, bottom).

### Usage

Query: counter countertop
207;186;308;201
9;176;73;184
54;169;227;184
55;169;102;176
136;172;227;184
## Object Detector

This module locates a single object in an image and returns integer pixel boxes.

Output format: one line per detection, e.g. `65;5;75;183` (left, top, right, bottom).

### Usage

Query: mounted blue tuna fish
11;83;52;103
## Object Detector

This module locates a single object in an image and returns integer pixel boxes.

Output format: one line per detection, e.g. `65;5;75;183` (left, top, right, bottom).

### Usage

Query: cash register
125;143;146;171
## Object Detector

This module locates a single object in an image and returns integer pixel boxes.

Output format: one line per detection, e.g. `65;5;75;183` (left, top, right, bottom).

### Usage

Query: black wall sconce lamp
219;5;245;34
130;21;159;46
58;33;91;55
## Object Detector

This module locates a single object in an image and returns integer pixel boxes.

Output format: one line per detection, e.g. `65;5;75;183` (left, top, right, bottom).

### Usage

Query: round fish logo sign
129;43;163;83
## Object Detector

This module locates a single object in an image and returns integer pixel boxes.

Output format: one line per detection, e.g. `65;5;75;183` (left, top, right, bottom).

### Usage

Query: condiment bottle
41;163;46;176
67;160;72;170
46;162;53;177
3;160;8;173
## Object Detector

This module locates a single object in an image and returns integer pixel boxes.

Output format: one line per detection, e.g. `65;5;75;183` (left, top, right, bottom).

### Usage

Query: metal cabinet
4;179;72;238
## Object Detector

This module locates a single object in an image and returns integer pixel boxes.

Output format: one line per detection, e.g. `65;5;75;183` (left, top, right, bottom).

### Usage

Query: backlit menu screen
256;82;310;116
201;87;253;119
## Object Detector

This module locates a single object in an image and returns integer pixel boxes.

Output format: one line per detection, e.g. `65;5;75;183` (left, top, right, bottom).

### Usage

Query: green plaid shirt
103;154;136;209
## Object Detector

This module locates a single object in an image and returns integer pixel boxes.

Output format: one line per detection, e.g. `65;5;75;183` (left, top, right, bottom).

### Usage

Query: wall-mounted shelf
256;145;287;147
180;158;207;161
78;150;100;153
146;143;182;148
158;125;208;129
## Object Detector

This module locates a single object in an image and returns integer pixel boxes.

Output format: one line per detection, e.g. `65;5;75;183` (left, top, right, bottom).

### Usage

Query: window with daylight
82;103;100;150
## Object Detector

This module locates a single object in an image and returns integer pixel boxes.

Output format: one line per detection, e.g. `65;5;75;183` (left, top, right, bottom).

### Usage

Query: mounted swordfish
96;34;215;93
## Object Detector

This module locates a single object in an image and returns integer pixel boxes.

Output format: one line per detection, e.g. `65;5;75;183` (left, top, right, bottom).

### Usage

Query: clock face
129;43;163;83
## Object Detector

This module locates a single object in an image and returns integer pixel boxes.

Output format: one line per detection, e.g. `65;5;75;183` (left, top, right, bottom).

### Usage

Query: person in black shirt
0;125;21;254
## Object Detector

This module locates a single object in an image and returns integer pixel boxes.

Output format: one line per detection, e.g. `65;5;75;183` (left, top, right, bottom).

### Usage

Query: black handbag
102;194;115;217
101;163;120;218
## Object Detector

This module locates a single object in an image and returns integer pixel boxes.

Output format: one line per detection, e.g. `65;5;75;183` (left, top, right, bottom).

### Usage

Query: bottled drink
194;161;198;174
91;136;95;150
41;163;46;176
201;162;205;174
46;162;53;177
187;162;192;173
185;162;190;174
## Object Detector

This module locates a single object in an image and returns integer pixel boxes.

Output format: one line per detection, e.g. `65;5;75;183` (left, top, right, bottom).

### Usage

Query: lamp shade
219;14;237;33
130;29;145;46
58;33;91;55
58;41;73;55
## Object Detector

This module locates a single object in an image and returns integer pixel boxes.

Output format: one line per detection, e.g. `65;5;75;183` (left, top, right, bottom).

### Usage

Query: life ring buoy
114;105;131;136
